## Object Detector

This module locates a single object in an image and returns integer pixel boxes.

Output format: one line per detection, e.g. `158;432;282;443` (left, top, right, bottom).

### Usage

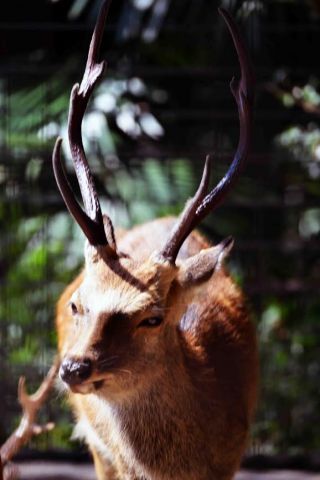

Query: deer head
53;0;254;399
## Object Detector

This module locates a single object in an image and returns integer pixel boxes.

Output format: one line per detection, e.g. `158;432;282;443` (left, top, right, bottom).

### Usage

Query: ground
15;462;320;480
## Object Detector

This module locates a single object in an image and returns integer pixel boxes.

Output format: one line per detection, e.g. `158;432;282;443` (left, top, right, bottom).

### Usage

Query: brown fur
56;217;258;480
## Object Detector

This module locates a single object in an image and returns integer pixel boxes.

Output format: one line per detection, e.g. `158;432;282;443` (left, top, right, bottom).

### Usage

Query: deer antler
0;362;59;477
53;0;116;250
160;8;255;263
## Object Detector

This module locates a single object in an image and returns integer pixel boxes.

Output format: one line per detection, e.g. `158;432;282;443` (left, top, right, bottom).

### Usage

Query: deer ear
177;237;234;286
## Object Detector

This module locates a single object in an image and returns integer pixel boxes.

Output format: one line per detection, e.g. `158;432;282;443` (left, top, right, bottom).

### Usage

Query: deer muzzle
59;358;93;386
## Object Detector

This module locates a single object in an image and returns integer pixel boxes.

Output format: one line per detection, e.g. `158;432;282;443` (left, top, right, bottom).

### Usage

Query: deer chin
69;383;95;395
68;381;104;395
68;377;107;395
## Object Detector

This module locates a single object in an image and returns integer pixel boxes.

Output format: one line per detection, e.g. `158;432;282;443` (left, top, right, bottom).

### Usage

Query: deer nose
60;358;92;385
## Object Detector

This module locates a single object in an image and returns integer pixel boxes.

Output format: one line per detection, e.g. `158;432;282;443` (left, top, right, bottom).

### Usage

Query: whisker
96;355;119;369
117;369;132;376
97;355;119;363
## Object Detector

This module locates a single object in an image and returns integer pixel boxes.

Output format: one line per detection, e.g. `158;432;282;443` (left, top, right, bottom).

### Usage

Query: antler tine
160;8;254;264
53;138;102;245
53;0;115;248
160;156;211;263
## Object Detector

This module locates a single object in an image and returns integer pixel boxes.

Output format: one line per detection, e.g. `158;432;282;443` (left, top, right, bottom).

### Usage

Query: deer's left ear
177;237;234;286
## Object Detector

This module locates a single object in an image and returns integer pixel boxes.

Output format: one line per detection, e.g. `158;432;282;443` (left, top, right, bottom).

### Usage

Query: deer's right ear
177;237;234;286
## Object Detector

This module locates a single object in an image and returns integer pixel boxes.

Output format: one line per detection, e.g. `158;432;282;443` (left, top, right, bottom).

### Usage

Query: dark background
1;0;320;456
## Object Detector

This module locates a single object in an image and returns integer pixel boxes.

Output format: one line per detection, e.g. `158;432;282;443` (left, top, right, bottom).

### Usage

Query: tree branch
0;361;59;479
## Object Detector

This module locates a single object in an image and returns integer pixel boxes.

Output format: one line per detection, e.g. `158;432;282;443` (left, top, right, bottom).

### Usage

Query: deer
51;1;258;479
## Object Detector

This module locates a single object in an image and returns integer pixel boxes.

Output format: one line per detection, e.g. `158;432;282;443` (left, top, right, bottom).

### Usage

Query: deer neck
110;359;206;479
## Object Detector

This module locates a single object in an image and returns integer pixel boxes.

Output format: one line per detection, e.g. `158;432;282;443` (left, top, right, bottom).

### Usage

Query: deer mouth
68;380;103;394
94;380;105;390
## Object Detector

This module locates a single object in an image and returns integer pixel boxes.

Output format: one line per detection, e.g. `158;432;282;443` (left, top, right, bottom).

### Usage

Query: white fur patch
74;395;148;478
83;285;152;317
72;411;112;461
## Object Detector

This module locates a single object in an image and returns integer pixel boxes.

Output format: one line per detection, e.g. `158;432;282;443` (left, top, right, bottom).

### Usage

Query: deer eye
138;317;163;328
70;302;78;315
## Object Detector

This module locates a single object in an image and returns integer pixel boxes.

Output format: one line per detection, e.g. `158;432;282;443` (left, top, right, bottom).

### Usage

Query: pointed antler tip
223;235;234;249
218;7;231;22
52;137;63;168
205;153;213;164
203;155;212;177
100;0;113;13
70;83;80;100
53;136;63;151
219;7;255;100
